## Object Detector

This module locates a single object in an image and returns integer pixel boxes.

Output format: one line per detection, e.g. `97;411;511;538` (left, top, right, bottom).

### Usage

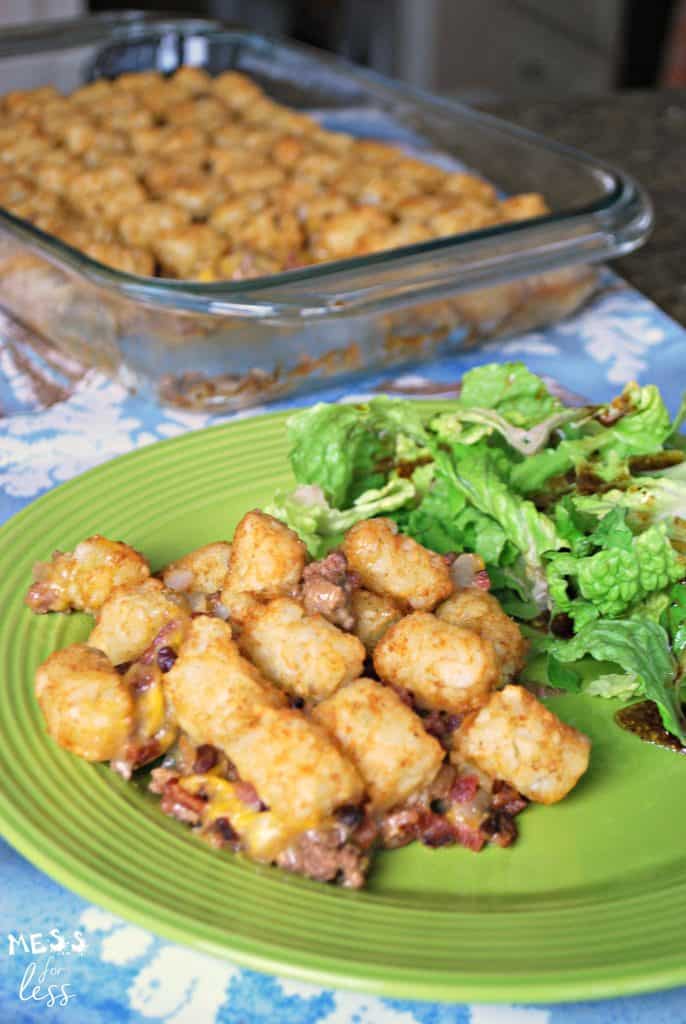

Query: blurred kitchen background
4;1;686;99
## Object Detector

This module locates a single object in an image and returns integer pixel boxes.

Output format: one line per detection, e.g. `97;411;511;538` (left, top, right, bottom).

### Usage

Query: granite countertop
491;90;686;324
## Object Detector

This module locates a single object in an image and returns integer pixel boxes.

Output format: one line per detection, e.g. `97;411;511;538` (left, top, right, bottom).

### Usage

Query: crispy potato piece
499;193;549;223
163;616;285;749
350;589;403;655
454;684;591;804
35;644;133;761
343;519;453;611
228;705;364;832
117;201;191;249
374;611;498;713
239;597;365;701
88;579;190;666
220;511;306;625
436;590;527;683
162;542;232;596
25;536;150;615
313;678;443;811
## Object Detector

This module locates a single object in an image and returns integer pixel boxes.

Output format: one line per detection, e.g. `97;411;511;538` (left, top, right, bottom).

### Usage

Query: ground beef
276;828;369;888
379;807;423;849
491;779;528;817
301;550;359;630
479;810;518;848
421;710;463;748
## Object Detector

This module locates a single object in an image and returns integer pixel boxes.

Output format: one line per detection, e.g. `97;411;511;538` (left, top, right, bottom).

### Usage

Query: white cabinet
395;0;622;100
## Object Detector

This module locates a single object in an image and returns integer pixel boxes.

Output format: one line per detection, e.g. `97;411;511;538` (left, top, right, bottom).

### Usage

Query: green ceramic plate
1;411;686;1005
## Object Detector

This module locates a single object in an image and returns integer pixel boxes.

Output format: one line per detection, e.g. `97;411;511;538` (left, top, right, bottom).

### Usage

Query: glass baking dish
0;14;652;411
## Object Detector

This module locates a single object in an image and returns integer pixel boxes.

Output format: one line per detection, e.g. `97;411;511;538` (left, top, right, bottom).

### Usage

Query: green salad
265;362;686;742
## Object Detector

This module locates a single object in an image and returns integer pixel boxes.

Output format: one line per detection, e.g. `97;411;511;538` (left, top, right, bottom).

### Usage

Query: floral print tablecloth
1;270;686;1023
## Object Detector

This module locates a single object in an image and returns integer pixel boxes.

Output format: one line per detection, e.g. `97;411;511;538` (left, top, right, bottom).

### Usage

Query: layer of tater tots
0;68;550;280
162;541;232;596
350;588;404;655
35;644;133;762
313;678;444;811
436;589;528;683
221;511;305;608
454;684;591;804
374;611;499;713
239;597;365;701
227;705;364;830
25;535;150;615
89;578;190;666
164;616;285;749
343;518;454;611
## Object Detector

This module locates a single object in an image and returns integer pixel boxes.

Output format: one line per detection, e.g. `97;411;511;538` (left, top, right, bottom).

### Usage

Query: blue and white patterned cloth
2;270;686;1023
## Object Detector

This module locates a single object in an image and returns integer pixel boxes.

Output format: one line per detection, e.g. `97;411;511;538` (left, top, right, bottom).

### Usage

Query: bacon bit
149;767;177;794
234;780;266;811
454;822;486;852
160;779;207;824
474;570;491;590
25;581;60;613
420;814;456;848
450;774;480;804
352;813;380;850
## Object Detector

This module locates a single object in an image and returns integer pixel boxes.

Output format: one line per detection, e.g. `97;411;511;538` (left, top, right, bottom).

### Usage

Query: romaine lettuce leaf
456;362;562;427
265;477;415;557
438;445;563;608
550;618;684;742
547;523;684;619
285;397;432;508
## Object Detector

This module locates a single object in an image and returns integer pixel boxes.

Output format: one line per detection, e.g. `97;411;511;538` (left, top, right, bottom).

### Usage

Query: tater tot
82;241;154;277
118;201;191;249
227;705;364;833
214;249;282;281
162;542;232;596
313;678;444;811
454;685;591;804
209;193;267;234
442;172;498;205
221;510;306;611
429;200;499;237
239;597;365;701
35;644;133;761
89;579;190;666
232;207;303;261
343;518;453;611
172;66;213;96
164;616;285;749
498;193;549;223
312;206;392;261
212;70;264;108
374;611;499;713
153;225;225;279
350;588;403;655
436;590;527;683
25;535;150;615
